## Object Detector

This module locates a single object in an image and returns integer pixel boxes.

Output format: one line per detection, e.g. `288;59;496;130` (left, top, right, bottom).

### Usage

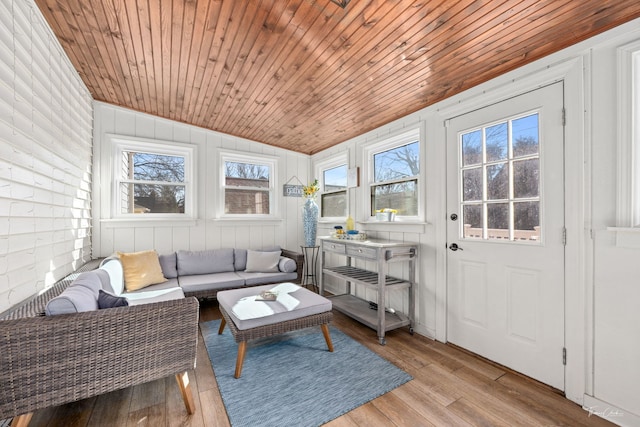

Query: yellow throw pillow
117;250;167;292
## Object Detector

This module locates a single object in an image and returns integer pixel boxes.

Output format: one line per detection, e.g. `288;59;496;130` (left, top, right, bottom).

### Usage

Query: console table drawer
346;246;377;260
324;242;346;254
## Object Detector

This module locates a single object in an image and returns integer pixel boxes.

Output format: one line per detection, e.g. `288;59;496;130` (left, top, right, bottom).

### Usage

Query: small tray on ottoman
217;283;334;378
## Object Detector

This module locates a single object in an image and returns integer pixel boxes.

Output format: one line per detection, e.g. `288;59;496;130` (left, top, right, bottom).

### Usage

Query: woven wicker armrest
0;297;199;421
281;248;304;284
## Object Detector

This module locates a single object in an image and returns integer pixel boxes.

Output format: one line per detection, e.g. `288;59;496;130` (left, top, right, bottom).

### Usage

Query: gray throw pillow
245;250;281;273
278;257;297;273
70;271;105;297
158;252;178;278
177;248;235;275
98;290;129;309
45;285;98;316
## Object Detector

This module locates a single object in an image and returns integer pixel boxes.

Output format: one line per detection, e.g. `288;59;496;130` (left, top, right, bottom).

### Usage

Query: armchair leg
175;371;196;415
218;317;226;334
11;413;33;427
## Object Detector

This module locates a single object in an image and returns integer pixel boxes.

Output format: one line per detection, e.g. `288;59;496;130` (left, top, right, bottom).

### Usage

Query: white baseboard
583;395;640;427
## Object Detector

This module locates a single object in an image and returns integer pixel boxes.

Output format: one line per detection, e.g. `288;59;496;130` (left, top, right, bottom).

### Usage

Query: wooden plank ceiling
35;0;640;154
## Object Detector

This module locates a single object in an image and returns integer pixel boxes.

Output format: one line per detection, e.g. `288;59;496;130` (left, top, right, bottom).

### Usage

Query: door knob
449;243;463;251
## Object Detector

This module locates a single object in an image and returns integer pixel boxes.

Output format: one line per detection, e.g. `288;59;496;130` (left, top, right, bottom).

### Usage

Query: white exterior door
446;82;565;390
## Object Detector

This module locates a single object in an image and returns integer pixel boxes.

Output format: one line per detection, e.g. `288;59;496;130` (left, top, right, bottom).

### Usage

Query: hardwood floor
27;300;614;427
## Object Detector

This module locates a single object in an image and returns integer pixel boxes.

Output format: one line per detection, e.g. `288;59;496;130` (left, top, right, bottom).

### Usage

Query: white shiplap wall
312;17;640;423
0;0;93;313
93;102;310;257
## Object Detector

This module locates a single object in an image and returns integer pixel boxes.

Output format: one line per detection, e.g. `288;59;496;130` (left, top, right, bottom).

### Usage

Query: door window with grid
459;113;541;242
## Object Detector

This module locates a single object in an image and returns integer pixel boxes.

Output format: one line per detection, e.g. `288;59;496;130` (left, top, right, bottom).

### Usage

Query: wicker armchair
0;262;199;426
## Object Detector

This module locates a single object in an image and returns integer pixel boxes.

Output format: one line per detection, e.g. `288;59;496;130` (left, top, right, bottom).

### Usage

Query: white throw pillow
245;250;281;273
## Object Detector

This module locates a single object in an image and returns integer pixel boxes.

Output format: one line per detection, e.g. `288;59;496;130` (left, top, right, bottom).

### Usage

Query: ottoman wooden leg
235;341;247;378
321;324;334;352
218;317;226;334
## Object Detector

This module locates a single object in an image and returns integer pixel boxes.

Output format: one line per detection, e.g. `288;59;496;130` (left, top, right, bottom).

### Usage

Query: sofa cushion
118;250;167;292
98;290;129;309
234;249;248;271
71;270;108;297
177;248;235;276
234;246;281;271
178;272;245;293
245;250;281;273
125;287;186;306
45;285;98;316
158;252;178;279
278;256;297;273
236;271;298;286
99;256;124;295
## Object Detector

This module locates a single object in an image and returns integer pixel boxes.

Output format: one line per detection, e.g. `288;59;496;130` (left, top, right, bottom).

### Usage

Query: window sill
213;217;284;227
607;226;640;249
357;220;428;234
101;218;198;228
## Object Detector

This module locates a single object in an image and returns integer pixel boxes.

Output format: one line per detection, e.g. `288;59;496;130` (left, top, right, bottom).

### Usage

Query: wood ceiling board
33;0;640;154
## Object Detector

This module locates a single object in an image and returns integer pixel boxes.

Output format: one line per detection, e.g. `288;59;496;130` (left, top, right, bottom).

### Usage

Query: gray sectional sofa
156;247;304;299
83;247;303;307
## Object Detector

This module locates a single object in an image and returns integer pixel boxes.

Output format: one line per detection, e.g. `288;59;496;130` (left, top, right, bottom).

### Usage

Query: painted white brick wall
0;0;93;313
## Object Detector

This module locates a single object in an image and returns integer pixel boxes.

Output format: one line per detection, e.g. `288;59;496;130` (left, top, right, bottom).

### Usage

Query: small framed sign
283;184;303;197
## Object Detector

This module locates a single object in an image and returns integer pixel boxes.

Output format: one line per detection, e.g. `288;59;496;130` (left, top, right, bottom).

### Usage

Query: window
220;151;277;217
316;154;348;218
322;165;347;216
616;39;640;227
111;135;195;218
459;113;541;241
365;129;421;219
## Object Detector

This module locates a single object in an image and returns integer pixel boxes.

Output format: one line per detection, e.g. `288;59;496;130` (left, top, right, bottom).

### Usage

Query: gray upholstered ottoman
217;283;334;378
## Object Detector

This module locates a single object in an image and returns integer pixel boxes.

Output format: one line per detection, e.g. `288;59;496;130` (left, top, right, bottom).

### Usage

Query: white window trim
108;134;196;220
616;39;640;228
217;149;279;219
362;127;425;223
315;152;348;223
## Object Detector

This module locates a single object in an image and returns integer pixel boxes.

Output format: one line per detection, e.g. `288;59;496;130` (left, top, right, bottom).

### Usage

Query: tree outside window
120;151;186;214
371;141;420;216
219;151;277;218
111;135;195;219
460;113;541;241
224;161;271;214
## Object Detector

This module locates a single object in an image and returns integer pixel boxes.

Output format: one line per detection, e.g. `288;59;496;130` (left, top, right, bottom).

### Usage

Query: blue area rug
200;319;412;427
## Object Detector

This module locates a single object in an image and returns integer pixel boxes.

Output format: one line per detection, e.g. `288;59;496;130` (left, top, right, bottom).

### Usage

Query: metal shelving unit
319;237;417;345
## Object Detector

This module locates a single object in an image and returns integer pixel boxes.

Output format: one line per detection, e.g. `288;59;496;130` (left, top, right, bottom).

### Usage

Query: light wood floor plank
371;391;437;427
198;388;230;427
391;381;473;426
88;387;132;426
343;401;394;426
126;402;164;427
496;373;616;427
129;378;165;413
448;397;512;427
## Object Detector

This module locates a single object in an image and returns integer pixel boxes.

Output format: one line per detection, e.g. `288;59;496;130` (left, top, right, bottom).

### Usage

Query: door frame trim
433;56;587;402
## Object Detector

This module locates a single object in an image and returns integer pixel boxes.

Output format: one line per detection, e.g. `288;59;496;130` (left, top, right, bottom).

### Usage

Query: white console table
319;237;416;345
